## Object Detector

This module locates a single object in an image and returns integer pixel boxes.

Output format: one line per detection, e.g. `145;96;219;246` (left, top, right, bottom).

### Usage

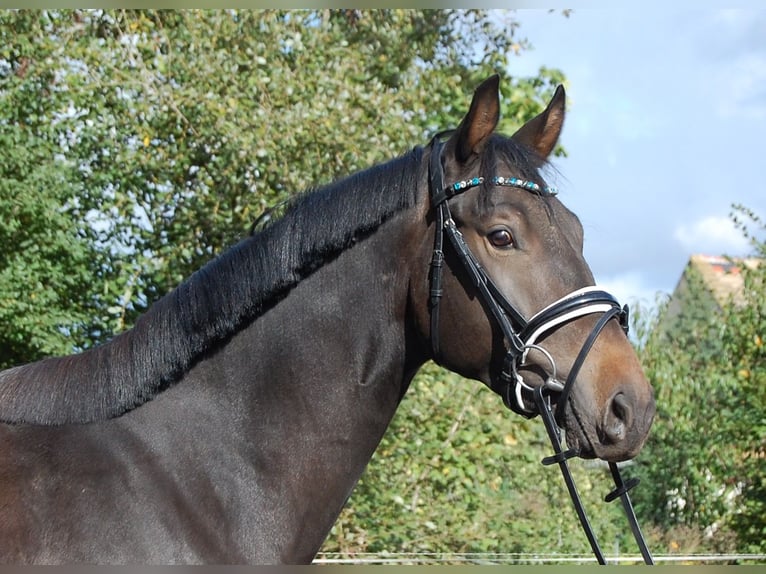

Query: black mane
0;147;424;425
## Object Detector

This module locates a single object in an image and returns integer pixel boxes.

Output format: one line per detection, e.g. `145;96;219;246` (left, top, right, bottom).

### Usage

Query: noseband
426;137;654;564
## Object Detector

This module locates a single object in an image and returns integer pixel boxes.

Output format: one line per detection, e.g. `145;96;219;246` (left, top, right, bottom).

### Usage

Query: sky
507;8;766;309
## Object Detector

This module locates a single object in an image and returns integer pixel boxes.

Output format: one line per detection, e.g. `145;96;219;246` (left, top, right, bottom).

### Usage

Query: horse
0;75;655;564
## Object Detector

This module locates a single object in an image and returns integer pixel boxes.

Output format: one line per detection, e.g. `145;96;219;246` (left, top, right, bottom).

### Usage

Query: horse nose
594;386;655;461
601;387;656;450
602;391;634;444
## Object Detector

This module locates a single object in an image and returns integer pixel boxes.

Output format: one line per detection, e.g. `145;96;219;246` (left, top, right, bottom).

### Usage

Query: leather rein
426;136;654;565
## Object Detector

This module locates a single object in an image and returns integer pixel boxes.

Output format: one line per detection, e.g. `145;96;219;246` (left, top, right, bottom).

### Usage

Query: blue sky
508;9;766;308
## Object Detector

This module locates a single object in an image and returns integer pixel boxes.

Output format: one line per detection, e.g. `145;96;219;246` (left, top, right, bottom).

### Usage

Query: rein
427;137;654;565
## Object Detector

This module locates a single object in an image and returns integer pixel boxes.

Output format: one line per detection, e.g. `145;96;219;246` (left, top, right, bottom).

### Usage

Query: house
655;254;760;342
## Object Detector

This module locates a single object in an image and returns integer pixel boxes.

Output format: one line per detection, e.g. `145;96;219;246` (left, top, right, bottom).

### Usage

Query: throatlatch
427;137;654;565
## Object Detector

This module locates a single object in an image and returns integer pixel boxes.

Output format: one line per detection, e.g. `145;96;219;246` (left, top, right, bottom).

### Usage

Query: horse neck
172;209;428;560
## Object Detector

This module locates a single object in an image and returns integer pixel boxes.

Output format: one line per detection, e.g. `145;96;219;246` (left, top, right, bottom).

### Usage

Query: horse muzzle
500;288;656;463
566;385;656;462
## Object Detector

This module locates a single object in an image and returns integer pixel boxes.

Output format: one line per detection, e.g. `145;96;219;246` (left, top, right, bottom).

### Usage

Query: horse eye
488;229;514;248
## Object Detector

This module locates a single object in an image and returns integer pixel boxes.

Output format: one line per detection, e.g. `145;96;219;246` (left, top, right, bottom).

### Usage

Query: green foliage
324;363;637;559
630;205;765;556
0;12;104;366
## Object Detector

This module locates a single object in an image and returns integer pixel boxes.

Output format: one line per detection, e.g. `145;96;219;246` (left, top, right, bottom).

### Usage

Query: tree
0;11;107;366
630;205;765;557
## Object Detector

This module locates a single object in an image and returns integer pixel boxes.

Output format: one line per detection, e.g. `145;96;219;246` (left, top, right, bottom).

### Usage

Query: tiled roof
688;254;760;306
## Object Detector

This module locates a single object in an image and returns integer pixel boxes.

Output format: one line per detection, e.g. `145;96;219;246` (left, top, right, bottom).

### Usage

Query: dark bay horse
0;75;655;564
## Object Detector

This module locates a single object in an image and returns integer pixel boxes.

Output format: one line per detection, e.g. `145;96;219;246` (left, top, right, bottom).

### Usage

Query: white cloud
673;215;751;256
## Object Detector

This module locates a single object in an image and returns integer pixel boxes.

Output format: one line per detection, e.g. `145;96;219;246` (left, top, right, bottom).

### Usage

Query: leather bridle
427;136;628;421
426;136;654;564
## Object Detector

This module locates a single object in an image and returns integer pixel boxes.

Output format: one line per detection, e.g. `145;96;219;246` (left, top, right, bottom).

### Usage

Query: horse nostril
603;392;633;444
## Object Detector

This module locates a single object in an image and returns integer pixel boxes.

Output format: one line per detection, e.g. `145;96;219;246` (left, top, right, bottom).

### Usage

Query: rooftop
687;254;760;307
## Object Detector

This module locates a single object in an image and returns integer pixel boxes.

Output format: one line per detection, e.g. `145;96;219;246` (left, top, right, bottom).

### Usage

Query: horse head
411;75;655;463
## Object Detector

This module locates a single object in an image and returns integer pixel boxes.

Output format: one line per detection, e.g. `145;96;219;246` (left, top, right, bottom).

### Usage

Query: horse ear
512;85;566;159
450;74;501;163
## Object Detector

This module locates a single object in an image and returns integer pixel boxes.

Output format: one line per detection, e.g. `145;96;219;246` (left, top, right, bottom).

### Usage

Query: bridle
427;135;628;420
426;135;654;564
